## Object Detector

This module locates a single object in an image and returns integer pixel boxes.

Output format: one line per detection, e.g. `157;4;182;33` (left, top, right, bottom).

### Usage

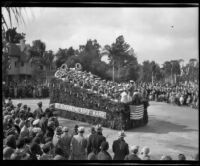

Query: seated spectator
28;142;43;160
178;153;186;160
160;155;172;160
124;145;141;160
38;142;54;160
87;150;97;160
97;141;112;160
5;134;16;150
140;146;151;160
53;145;66;160
3;147;15;160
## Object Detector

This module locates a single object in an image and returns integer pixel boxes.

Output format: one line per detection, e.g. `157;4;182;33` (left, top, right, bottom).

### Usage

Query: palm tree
2;7;26;31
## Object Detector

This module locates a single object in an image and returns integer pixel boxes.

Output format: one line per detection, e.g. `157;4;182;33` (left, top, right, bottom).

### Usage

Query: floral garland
50;78;148;130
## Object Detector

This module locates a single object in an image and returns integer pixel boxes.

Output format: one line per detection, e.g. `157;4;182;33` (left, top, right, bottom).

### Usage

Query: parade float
49;63;149;130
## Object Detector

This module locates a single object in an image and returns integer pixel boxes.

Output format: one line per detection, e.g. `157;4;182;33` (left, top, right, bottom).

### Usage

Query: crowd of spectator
139;82;199;109
3;99;199;160
3;80;49;99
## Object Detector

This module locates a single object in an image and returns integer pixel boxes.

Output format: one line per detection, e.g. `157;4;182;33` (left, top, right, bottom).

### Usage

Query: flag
129;105;144;120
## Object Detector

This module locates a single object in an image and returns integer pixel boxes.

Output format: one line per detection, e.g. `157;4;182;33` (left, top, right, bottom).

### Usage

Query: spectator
38;142;53;160
53;145;66;160
160;155;173;160
124;145;141;160
59;127;72;159
52;126;63;147
3;147;15;160
28;142;43;160
178;153;186;160
87;126;97;155
33;102;43;119
97;141;112;160
140;146;151;160
71;126;87;160
112;131;129;160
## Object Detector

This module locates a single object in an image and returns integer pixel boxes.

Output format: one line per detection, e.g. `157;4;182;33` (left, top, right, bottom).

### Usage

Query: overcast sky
3;7;199;65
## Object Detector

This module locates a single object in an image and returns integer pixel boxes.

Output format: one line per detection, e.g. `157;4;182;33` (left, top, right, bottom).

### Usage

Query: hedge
49;78;149;130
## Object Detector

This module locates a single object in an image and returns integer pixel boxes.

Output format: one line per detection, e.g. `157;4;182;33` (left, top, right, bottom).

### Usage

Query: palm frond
6;7;12;28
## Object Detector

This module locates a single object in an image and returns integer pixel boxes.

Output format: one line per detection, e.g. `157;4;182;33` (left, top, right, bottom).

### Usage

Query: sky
2;7;199;66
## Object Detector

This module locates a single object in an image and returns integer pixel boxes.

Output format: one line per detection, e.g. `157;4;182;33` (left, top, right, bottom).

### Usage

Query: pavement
10;98;199;160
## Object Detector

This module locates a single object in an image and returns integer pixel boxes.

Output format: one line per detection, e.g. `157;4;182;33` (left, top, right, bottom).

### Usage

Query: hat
56;126;63;135
17;103;22;107
78;126;85;132
37;102;42;106
32;127;41;133
90;126;95;133
141;146;150;155
101;141;109;151
3;147;15;159
130;80;134;83
130;145;139;153
95;124;102;131
33;119;40;126
47;121;55;128
62;127;69;132
118;130;126;138
28;117;34;122
23;105;27;108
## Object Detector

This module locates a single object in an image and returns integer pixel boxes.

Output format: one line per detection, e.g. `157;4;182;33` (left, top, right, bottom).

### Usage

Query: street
11;99;198;160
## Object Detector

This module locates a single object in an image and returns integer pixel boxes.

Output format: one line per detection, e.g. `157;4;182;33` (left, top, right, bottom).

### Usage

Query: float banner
54;103;107;119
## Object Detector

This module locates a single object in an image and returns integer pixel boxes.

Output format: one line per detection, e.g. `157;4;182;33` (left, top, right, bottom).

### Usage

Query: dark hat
37;102;42;106
23;105;27;108
101;141;109;151
56;126;63;135
17;103;22;107
3;147;15;159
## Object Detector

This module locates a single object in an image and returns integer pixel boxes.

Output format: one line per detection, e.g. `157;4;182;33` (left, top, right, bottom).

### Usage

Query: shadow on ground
126;116;198;134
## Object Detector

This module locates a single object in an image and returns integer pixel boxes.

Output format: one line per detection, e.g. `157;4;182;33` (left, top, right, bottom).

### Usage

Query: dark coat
112;139;129;160
87;132;106;155
39;117;48;133
124;153;141;160
97;150;112;160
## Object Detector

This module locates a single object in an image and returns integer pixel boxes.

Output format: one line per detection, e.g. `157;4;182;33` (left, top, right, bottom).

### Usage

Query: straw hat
78;126;85;132
118;130;126;138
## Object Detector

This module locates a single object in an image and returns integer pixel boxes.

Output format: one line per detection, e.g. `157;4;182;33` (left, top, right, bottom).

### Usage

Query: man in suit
112;130;129;160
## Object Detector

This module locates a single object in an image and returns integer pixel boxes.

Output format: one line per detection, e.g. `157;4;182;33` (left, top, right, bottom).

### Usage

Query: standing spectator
52;126;63;147
14;86;18;98
87;126;97;155
124;145;141;160
38;142;54;160
112;131;129;160
70;126;87;160
97;141;112;160
33;102;43;119
33;87;36;98
140;146;150;160
59;127;72;159
7;97;13;107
